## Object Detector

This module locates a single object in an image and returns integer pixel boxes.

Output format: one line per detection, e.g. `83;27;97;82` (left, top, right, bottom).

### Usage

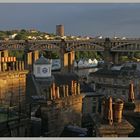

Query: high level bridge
0;38;140;72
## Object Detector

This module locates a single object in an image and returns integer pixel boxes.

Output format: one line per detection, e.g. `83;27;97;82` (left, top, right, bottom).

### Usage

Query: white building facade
33;55;52;78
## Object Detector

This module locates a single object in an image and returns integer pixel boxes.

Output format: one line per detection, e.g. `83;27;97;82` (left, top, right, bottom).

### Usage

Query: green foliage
119;56;129;62
0;31;8;39
9;50;24;60
75;51;101;60
51;52;59;59
14;33;27;40
42;51;59;59
5;31;12;35
49;33;56;37
21;29;26;33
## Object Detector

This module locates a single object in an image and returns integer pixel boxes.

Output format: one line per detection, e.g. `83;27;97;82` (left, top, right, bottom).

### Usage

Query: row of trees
0;29;48;40
8;50;140;63
9;50;25;60
8;51;101;60
119;52;140;62
75;51;101;60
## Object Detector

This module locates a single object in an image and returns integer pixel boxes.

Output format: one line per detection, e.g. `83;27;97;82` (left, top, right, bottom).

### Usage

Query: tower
56;25;64;36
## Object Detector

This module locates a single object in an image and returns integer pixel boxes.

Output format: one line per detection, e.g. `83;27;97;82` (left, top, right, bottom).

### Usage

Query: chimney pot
128;82;135;103
113;99;124;123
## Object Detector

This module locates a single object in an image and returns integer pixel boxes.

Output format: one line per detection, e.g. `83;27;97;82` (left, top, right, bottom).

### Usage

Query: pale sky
0;3;140;37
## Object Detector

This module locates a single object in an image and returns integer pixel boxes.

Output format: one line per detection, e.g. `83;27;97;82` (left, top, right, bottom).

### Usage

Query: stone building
93;96;134;137
88;65;140;101
82;92;104;115
122;82;140;136
40;82;83;137
0;50;28;107
0;111;30;137
27;55;84;137
0;50;30;137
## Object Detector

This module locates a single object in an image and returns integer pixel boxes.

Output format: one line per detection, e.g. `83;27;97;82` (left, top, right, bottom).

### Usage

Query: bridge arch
0;42;26;51
111;43;140;52
68;42;104;52
29;43;60;51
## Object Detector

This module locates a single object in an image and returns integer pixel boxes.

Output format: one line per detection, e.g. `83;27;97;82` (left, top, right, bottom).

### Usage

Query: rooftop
34;55;51;65
89;66;140;78
53;72;79;86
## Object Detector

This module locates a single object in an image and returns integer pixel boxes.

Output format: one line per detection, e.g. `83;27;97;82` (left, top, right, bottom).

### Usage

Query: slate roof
89;66;140;78
34;55;51;65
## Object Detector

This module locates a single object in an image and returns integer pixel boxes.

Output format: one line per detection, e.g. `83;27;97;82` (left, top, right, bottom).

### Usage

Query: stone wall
40;94;83;137
0;117;30;137
0;71;28;106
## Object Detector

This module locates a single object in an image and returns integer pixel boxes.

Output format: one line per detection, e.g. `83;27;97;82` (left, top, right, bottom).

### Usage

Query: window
37;67;41;74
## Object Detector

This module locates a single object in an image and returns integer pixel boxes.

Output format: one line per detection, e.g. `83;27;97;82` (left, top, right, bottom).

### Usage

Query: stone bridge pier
0;50;9;72
24;50;39;71
112;52;119;64
103;38;120;64
60;40;75;73
103;38;113;63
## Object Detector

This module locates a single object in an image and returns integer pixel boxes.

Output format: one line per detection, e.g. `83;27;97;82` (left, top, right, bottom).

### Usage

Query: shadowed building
123;82;140;136
0;50;28;107
94;97;134;137
26;55;84;137
0;111;30;137
0;50;30;137
88;65;140;101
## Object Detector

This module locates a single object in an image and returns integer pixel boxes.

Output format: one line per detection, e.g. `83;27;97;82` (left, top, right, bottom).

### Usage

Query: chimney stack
63;85;66;97
21;61;24;70
103;97;124;125
56;86;60;99
19;61;22;71
65;85;69;97
50;87;53;100
113;99;124;123
74;81;77;95
13;57;16;62
77;83;80;95
108;97;113;125
128;81;135;103
71;80;74;95
52;83;56;99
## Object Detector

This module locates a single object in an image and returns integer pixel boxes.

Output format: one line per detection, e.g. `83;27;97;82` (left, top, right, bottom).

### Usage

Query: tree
9;50;24;60
6;31;12;35
14;33;27;40
21;29;26;33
